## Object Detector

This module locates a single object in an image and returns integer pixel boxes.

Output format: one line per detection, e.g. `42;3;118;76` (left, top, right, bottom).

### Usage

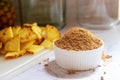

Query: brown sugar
102;53;112;61
55;27;103;51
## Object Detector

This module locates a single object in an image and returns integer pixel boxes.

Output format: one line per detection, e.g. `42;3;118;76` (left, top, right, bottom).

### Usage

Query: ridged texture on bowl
54;44;104;70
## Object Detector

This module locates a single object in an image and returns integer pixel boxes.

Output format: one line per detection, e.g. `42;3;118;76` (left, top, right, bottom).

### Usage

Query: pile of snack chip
0;23;61;59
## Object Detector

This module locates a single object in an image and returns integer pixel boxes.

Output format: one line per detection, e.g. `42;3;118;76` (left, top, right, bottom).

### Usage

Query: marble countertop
11;26;120;80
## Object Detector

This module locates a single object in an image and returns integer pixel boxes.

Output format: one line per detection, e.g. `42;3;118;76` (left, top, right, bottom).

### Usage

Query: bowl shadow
44;60;96;79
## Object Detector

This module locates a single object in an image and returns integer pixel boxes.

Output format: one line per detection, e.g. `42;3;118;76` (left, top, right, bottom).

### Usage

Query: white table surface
11;25;120;80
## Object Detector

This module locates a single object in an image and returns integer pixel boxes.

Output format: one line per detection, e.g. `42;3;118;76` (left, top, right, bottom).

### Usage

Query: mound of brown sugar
55;27;103;51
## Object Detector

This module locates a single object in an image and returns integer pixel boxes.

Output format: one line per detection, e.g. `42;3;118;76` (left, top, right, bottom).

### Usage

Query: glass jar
0;0;16;29
18;0;66;29
77;0;119;30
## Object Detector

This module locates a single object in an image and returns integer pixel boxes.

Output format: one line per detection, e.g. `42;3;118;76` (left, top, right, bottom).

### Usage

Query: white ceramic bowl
54;41;104;70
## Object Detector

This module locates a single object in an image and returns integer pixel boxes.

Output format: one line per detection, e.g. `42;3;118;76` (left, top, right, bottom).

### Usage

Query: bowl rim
54;39;104;52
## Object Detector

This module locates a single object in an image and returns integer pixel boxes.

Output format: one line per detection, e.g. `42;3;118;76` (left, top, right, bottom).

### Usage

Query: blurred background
0;0;120;30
